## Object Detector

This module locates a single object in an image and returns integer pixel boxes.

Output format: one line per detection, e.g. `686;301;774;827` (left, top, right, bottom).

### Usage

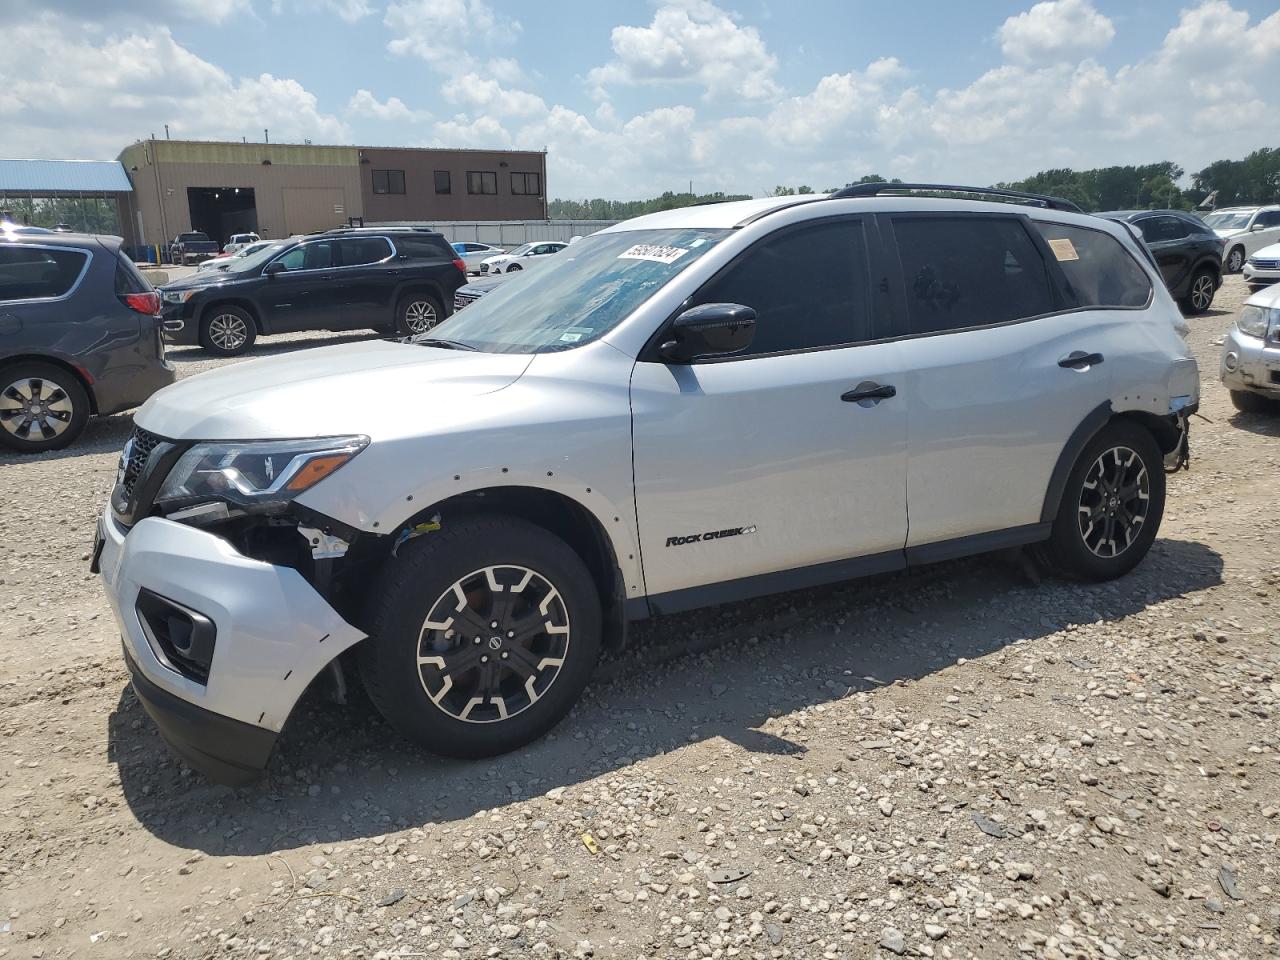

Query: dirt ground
1;276;1276;960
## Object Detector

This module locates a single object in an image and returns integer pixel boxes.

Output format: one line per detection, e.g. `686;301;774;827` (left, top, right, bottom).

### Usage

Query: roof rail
828;182;1083;214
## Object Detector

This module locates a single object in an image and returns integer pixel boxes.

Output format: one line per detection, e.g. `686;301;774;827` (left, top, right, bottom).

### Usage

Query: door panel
334;237;395;328
261;240;338;332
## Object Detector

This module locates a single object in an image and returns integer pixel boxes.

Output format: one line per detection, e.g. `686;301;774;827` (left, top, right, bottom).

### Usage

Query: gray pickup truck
170;232;219;265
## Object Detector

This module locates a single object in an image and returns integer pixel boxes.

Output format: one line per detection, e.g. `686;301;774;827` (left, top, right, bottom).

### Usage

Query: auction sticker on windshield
618;243;688;264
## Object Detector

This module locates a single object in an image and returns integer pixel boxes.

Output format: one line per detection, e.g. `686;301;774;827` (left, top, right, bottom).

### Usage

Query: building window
434;170;451;194
372;169;406;195
510;172;542;196
466;171;497;195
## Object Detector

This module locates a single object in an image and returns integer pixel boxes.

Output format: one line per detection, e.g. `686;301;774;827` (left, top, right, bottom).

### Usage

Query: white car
1202;206;1280;273
1242;241;1280;288
451;241;506;274
195;239;279;272
94;184;1199;783
1220;281;1280;413
223;232;260;255
480;241;567;275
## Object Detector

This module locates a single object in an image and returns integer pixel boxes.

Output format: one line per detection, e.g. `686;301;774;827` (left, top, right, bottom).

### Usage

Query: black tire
1225;246;1245;274
198;305;257;357
0;361;91;453
1230;389;1277;414
394;291;445;336
1179;268;1216;315
506;263;522;272
1041;420;1165;582
359;514;602;758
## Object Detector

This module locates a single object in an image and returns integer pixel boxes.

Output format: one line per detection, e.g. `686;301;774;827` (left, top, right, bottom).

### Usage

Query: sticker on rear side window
618;243;688;264
1047;237;1080;262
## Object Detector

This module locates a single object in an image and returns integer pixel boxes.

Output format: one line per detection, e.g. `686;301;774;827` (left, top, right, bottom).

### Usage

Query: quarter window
690;218;873;356
0;246;88;301
339;237;393;266
434;170;451;194
1032;222;1152;309
511;172;541;195
467;171;498;195
372;169;406;195
891;216;1056;335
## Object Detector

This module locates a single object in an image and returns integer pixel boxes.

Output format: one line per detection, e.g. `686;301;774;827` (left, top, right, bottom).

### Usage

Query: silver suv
1220;281;1280;412
94;184;1200;783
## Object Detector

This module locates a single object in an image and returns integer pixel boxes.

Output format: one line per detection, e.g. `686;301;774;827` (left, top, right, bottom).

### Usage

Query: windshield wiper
411;337;479;352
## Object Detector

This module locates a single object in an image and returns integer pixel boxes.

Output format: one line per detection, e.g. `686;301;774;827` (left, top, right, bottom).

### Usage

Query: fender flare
1039;401;1112;524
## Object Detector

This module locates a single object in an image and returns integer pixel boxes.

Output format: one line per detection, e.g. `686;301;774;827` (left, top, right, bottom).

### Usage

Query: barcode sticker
1048;238;1079;262
618;244;688;264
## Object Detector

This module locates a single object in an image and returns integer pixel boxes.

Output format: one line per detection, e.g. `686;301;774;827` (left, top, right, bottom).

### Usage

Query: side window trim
0;244;93;304
638;213;884;364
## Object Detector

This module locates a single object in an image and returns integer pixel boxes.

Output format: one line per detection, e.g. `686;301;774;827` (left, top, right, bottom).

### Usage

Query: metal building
0;159;135;234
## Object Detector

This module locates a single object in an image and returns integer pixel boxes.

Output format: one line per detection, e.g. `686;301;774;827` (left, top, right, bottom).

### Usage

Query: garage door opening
187;187;258;247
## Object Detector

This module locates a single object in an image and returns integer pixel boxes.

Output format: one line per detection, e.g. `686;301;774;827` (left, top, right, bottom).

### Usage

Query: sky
1;0;1278;200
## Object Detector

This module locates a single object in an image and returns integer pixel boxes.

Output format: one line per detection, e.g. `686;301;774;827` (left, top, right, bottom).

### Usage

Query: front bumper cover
98;507;366;783
1220;326;1280;396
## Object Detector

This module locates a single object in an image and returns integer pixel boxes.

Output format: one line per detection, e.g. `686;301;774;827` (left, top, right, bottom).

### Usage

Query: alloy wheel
1227;248;1244;272
1077;445;1150;558
403;300;439;334
416;565;570;723
208;313;249;351
1190;274;1214;311
0;377;74;442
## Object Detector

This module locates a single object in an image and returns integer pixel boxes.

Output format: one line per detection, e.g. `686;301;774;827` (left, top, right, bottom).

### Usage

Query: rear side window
114;252;151;295
691;218;873;356
1032;222;1152;309
0;246;89;301
891;216;1056;334
339;237;393;266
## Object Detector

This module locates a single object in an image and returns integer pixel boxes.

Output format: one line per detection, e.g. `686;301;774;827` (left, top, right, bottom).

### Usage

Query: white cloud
588;0;781;101
321;0;374;21
442;73;547;118
169;0;253;23
346;89;426;122
384;0;517;72
997;0;1116;64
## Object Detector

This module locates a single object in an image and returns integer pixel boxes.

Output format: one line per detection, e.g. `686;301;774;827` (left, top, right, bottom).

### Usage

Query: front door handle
1059;351;1104;370
842;381;896;406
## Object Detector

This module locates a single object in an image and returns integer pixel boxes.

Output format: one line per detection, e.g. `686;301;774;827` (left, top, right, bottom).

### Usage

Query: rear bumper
95;357;177;417
124;645;277;785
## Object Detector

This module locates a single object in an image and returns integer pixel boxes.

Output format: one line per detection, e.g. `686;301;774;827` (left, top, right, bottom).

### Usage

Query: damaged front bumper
97;506;365;784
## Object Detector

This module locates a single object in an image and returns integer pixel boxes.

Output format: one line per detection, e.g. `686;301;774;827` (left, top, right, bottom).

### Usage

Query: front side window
892;216;1056;334
427;228;727;353
339;237;393;266
0;246;88;301
274;240;334;271
434;170;451;194
690;218;873;355
1032;222;1152;309
372;169;406;195
1256;211;1280;228
467;171;497;195
511;172;541;195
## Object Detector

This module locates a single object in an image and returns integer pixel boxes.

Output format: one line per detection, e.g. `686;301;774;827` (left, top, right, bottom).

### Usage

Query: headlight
1237;305;1277;339
161;289;197;304
156;436;368;512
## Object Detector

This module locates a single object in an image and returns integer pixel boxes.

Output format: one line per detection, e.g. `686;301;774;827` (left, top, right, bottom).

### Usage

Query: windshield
225;240;290;273
421;228;728;354
506;243;535;257
1204;211;1253;231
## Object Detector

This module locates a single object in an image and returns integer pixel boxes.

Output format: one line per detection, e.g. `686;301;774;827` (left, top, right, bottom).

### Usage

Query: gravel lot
1;276;1277;959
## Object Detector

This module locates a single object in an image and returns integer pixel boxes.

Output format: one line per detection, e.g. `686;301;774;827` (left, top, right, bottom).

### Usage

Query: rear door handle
1059;351;1104;370
841;381;896;406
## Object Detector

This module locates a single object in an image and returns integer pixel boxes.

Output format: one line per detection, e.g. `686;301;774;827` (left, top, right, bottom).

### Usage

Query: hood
1250;241;1280;260
483;254;515;265
460;275;506;294
135;339;534;441
1214;228;1245;239
1247;281;1280;310
161;268;245;292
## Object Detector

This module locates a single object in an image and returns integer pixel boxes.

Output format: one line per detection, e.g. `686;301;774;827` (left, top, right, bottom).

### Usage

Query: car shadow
0;411;137;468
164;331;383;365
1226;408;1280;437
108;536;1223;856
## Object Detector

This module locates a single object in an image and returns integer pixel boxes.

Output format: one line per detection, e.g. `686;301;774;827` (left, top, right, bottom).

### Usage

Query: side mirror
1250;222;1266;232
660;303;756;363
264;261;286;276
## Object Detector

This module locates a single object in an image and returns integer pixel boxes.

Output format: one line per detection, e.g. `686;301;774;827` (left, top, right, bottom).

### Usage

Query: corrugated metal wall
372;219;619;244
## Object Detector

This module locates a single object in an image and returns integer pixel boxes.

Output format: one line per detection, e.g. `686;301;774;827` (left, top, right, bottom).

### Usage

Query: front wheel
1180;268;1216;314
199;306;256;356
1230;389;1278;414
359;515;602;758
1226;246;1245;273
506;263;522;272
1040;420;1165;581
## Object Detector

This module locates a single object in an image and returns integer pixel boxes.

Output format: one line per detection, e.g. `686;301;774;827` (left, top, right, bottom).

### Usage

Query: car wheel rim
209;314;248;350
404;300;438;334
1228;249;1243;271
0;376;74;441
1077;445;1150;559
1191;275;1213;310
416;565;571;724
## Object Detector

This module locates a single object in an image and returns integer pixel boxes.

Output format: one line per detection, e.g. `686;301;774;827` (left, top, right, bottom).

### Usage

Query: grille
1250;258;1280;270
120;426;162;499
454;292;478;311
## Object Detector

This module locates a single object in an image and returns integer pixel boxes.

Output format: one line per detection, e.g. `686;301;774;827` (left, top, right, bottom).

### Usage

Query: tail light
123;292;161;316
452;258;467;274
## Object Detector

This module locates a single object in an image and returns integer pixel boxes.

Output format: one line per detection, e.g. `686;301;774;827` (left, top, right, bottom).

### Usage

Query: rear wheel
199;306;256;356
0;361;90;453
1041;420;1165;581
359;515;602;758
1180;268;1216;314
1226;246;1245;273
1230;389;1278;414
395;292;445;336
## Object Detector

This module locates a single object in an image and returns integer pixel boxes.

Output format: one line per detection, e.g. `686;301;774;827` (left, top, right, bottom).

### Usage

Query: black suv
1;234;174;453
158;228;467;356
1097;210;1223;314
